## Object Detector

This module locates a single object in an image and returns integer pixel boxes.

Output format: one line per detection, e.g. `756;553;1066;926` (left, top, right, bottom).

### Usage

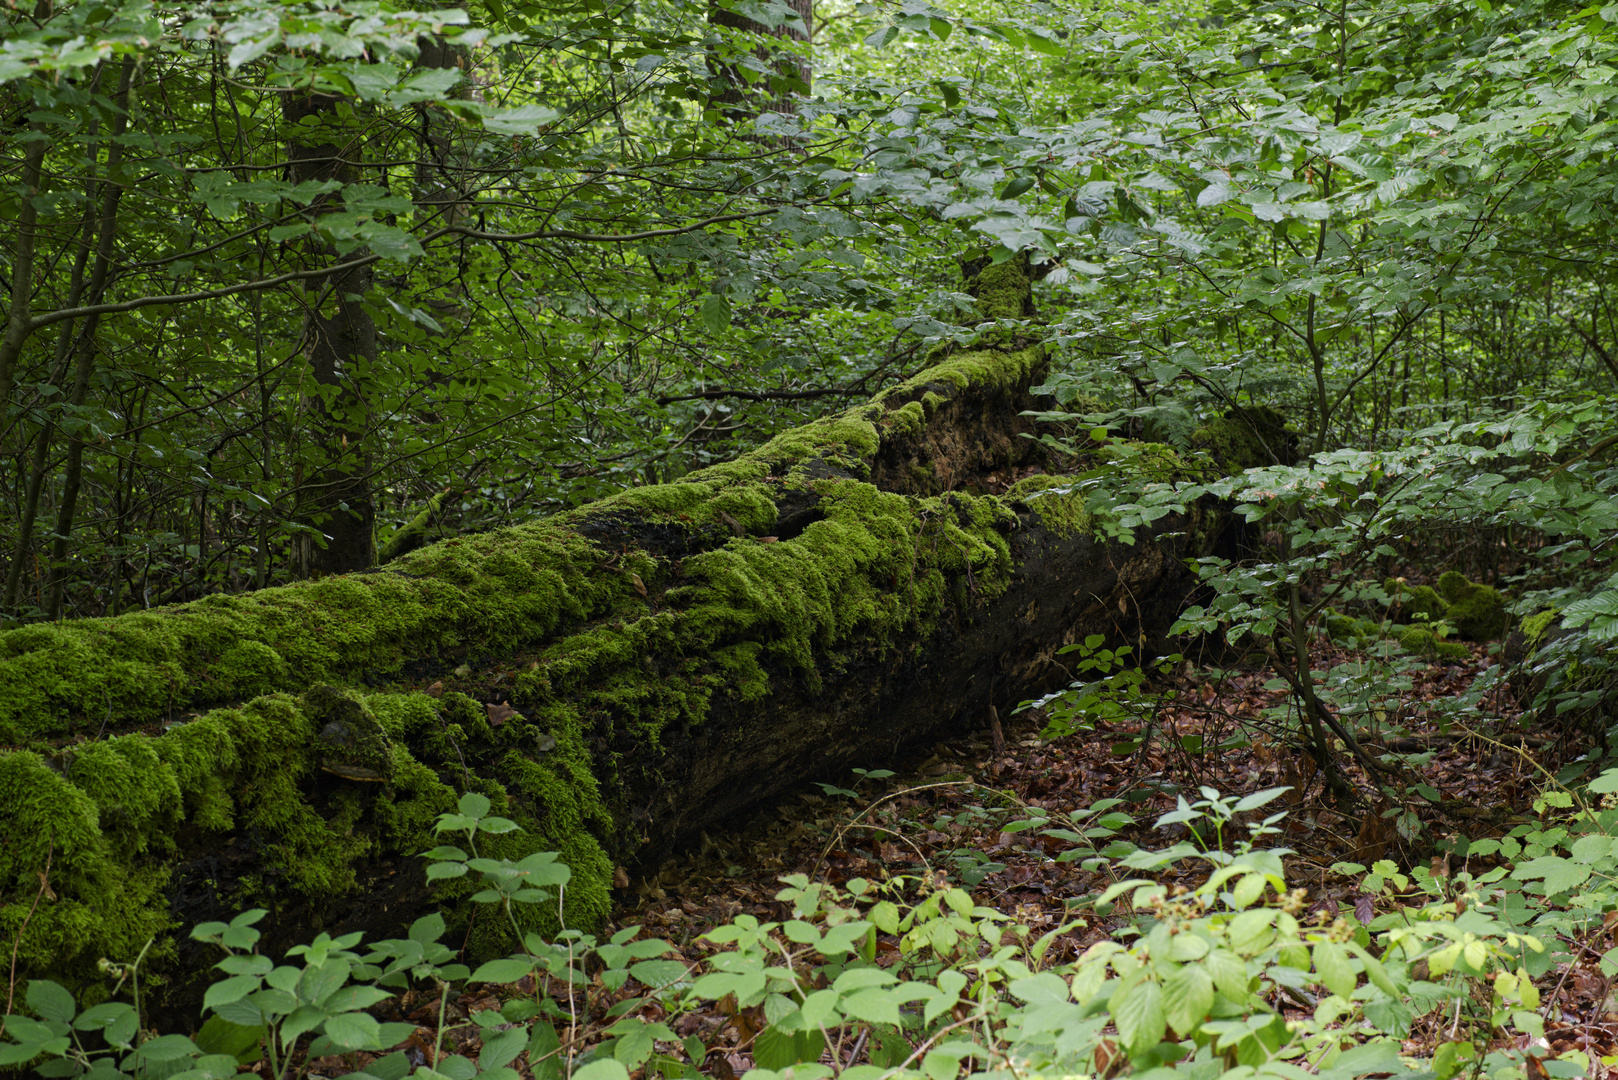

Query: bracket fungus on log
0;258;1266;1013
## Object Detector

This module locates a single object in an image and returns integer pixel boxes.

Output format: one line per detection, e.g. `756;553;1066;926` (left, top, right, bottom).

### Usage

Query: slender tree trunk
3;75;108;615
44;58;137;619
283;89;377;576
708;0;813;129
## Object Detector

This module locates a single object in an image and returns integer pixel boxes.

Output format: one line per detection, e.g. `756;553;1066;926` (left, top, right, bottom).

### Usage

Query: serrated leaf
1110;978;1164;1056
1162;964;1214;1037
629;960;689;989
482;103;560;136
1312;940;1356;998
321;1011;381;1051
700;294;731;334
572;1059;630;1080
26;981;75;1024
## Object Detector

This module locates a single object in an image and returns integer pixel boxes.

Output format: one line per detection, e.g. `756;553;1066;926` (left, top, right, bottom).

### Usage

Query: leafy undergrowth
9;635;1618;1080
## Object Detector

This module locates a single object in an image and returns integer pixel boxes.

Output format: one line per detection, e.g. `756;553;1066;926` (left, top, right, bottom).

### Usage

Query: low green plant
9;771;1615;1080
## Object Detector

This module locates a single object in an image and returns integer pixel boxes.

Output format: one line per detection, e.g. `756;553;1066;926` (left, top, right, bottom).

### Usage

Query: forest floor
294;637;1618;1078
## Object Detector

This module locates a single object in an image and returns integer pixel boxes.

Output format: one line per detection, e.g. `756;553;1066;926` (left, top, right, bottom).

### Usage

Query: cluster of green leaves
16;772;1618;1079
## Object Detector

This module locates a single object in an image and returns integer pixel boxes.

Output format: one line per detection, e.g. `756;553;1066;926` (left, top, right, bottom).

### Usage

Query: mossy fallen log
0;261;1244;1014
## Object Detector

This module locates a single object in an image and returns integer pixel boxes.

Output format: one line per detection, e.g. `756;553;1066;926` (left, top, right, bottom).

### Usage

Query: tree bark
0;261;1241;1017
709;0;813;130
283;89;378;577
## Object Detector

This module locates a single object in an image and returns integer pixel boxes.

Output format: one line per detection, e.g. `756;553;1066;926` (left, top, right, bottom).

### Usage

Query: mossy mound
1323;611;1382;649
1385;579;1447;624
0;686;611;1003
1385;573;1508;641
1442;578;1510;641
1396;627;1470;661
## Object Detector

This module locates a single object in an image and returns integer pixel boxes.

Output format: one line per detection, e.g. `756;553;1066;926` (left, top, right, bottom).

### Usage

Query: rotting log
0;259;1255;1012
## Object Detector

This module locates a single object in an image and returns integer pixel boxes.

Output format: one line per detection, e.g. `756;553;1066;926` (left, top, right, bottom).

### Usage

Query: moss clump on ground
1386;573;1508;641
1441;577;1509;640
1323;610;1382;649
1386;580;1448;625
1396;626;1470;661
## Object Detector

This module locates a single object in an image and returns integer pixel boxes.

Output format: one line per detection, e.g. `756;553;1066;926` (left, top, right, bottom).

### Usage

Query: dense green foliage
4;0;1618;613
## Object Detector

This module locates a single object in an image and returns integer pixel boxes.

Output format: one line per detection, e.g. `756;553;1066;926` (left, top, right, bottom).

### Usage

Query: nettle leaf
1514;855;1591;896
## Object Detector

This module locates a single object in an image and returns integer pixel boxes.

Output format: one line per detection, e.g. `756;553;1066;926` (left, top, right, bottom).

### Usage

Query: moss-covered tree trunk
0;261;1241;1015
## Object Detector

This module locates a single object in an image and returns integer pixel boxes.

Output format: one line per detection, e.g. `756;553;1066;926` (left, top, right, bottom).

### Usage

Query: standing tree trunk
709;0;813;130
284;89;377;577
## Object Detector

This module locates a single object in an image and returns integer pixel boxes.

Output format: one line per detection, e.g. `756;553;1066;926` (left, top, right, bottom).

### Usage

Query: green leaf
73;1002;139;1049
477;1028;526;1071
470;957;534;984
133;1034;203;1062
629;960;690;989
26;982;75;1024
203;974;261;1012
1162;965;1214;1037
612;1023;655;1068
1589;768;1618;794
482;103;560;136
529;1023;563;1080
573;1059;631;1080
1110;977;1165;1056
321;1011;382;1051
193;1016;265;1065
1312;940;1356;998
839;988;901;1026
700;294;731;334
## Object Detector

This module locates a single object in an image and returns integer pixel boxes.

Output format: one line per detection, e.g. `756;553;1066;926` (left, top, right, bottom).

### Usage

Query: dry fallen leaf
423;681;444;698
613;866;630;889
486;701;518;726
631;573;647;596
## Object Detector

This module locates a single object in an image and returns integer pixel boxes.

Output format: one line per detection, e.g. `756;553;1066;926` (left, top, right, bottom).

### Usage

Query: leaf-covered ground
285;637;1618;1078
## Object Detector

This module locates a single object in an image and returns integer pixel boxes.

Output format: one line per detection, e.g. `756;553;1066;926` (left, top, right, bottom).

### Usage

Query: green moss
1438;575;1509;640
0;752;174;1003
968;256;1034;320
883;400;928;436
1096;441;1201;483
1395;627;1465;660
1386;579;1447;624
1520;607;1561;646
877;346;1044;403
1323;610;1382;647
1192;407;1294;469
1436;570;1470;603
1006;474;1090;537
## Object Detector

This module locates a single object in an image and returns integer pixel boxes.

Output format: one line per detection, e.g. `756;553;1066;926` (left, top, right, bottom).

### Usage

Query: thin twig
5;832;53;1024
